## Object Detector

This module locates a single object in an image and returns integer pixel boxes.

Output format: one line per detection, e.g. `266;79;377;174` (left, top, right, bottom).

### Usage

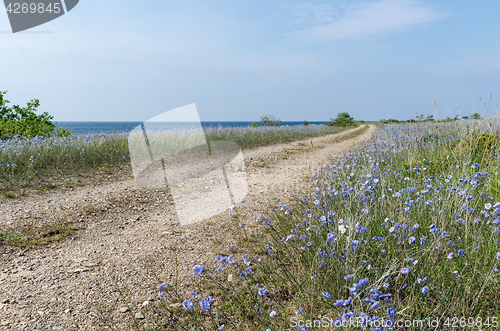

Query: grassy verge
104;120;500;330
0;218;77;248
0;124;348;195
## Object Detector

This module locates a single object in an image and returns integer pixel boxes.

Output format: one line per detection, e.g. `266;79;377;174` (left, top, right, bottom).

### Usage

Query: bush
471;112;482;120
303;120;309;126
0;91;71;140
260;114;281;127
328;112;355;127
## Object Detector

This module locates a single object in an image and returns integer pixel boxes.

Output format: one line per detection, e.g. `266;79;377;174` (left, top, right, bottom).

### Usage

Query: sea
55;121;331;136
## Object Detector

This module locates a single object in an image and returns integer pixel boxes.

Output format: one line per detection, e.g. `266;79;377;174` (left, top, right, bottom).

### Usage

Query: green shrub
0;91;70;139
328;112;355;127
260;114;281;127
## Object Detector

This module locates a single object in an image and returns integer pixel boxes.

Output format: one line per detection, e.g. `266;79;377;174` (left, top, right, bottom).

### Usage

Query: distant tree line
380;112;483;124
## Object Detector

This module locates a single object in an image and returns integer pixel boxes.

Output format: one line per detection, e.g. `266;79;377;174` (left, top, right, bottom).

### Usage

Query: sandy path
0;124;376;330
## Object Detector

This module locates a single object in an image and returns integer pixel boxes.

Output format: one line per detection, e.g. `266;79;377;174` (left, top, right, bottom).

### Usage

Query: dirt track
0;124;376;330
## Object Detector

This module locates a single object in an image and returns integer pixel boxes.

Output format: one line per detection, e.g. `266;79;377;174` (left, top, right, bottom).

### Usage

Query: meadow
0;124;345;193
128;120;500;330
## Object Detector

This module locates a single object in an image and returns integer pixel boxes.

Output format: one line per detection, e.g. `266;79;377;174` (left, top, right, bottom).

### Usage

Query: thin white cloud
283;2;339;25
289;0;447;42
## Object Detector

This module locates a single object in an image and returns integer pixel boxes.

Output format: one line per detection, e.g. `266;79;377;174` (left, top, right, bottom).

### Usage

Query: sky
1;0;500;122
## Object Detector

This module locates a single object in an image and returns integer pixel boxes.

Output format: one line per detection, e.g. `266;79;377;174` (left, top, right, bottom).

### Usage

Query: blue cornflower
422;286;429;294
401;267;410;274
485;203;493;210
408;236;416;244
458;249;464;257
258;288;267;296
322;291;331;298
193;265;205;276
182;300;193;310
387;307;395;317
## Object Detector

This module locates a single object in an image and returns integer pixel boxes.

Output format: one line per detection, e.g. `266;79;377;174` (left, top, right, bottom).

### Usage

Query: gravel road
0;125;376;330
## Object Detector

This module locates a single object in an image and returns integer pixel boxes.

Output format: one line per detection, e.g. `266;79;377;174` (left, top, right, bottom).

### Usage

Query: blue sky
1;0;500;122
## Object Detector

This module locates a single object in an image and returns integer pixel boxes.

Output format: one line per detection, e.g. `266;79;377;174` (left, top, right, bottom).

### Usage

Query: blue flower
485;203;493;210
458;249;464;257
199;298;211;310
269;310;277;317
156;284;167;291
258;288;267;296
326;232;335;242
333;299;343;306
422;286;429;294
430;224;437;233
447;252;454;259
370;301;380;309
218;325;225;330
182;300;193;310
322;291;331;298
357;278;368;286
408;236;416;244
193;265;205;276
343;296;352;305
387;307;395;317
401;267;410;274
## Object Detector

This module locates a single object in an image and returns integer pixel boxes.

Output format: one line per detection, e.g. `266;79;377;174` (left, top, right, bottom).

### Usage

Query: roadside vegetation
106;119;500;330
0;95;354;195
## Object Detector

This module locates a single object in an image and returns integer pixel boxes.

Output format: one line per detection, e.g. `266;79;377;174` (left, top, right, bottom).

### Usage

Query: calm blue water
56;121;331;135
